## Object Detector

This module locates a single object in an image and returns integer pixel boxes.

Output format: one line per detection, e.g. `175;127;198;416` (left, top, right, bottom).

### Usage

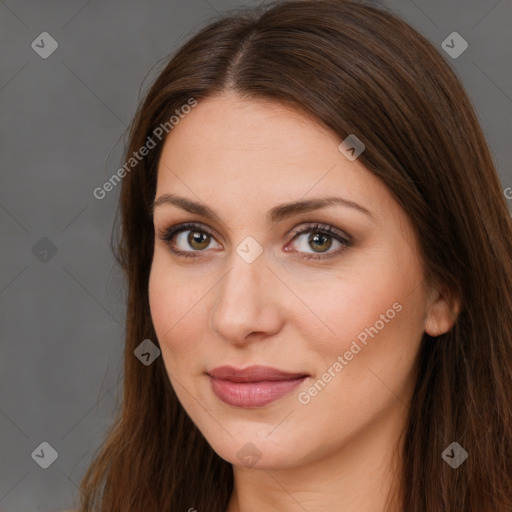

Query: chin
207;432;303;470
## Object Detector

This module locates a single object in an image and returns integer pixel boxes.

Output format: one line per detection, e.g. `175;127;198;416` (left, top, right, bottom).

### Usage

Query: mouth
206;365;309;408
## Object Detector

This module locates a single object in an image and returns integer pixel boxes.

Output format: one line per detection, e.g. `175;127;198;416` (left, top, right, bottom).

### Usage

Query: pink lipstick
207;365;308;408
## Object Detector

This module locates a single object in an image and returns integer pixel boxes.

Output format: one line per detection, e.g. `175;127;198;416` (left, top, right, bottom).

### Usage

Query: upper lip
207;365;308;383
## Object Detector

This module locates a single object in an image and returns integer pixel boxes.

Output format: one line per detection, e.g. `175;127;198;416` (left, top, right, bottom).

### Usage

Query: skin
149;91;459;512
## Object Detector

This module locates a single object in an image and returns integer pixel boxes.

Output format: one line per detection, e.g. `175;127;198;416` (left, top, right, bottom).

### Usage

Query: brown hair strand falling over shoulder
78;1;512;510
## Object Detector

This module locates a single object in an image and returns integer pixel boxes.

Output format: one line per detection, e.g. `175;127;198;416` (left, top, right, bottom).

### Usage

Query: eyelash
156;222;353;261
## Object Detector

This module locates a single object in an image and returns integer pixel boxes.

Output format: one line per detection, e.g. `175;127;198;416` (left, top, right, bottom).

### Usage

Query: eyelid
287;222;352;244
155;221;221;255
156;221;221;245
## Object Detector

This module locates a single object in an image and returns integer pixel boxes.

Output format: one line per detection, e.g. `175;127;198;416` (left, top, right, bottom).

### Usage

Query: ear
424;282;461;337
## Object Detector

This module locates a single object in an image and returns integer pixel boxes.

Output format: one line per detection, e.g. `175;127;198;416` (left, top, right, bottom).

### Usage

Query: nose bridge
220;232;268;303
214;248;266;318
210;246;281;342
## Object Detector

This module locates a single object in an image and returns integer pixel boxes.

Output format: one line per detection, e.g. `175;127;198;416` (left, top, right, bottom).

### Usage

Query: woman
78;1;512;510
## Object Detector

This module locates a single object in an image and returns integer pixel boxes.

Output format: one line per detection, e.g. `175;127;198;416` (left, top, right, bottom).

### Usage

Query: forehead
160;93;333;168
154;92;400;229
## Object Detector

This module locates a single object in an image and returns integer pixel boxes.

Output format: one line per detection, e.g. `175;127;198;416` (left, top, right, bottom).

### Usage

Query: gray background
0;0;510;510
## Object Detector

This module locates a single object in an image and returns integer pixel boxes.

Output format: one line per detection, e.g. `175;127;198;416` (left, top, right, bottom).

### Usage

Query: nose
209;250;284;345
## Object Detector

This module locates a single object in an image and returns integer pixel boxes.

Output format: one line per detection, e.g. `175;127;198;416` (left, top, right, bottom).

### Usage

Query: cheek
296;269;411;360
148;260;175;336
148;257;207;364
296;291;423;437
296;261;426;406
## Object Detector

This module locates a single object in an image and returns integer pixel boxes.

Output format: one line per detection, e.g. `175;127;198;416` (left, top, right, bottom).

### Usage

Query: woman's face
149;92;449;470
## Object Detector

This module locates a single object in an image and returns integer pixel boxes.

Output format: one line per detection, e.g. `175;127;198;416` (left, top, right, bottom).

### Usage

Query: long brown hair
78;1;512;510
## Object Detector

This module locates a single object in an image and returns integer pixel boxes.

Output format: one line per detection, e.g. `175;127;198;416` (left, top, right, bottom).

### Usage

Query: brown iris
188;230;210;250
308;232;332;252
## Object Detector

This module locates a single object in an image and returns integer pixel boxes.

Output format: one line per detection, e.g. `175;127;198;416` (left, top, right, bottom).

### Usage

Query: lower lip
209;376;308;408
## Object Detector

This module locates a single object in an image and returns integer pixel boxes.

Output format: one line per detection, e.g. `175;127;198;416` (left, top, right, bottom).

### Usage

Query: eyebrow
151;193;376;224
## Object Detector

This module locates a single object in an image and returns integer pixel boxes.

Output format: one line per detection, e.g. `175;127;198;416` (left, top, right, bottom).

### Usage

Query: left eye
156;222;353;260
286;223;352;260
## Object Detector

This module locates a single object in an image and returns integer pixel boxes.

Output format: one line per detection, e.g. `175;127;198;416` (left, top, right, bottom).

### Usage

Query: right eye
156;222;222;259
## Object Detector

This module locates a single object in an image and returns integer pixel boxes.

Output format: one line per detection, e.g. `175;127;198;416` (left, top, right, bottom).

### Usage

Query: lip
207;365;309;408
